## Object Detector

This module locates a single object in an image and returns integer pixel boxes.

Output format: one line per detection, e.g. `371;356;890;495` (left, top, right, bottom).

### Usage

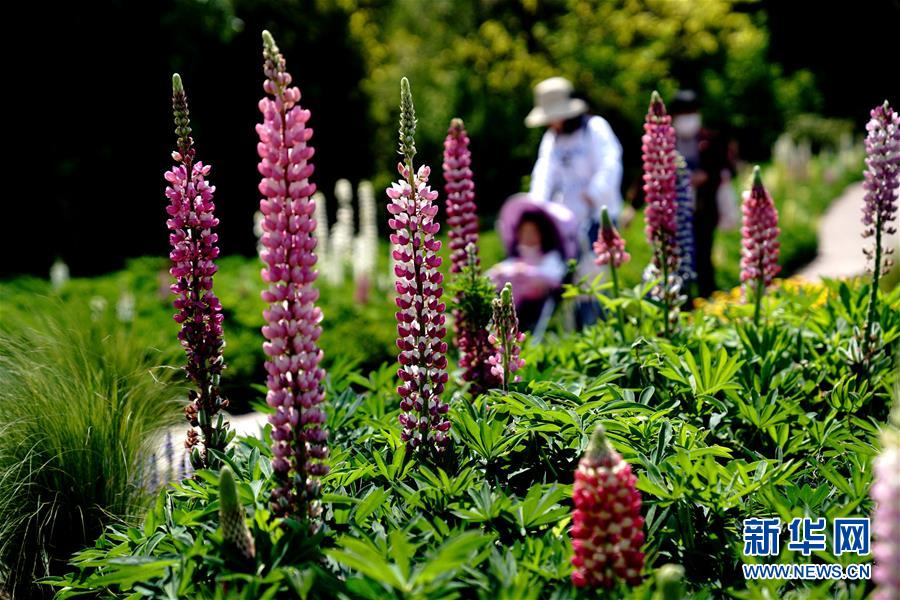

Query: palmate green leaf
386;530;416;582
414;466;478;498
327;531;492;594
327;536;409;591
78;557;181;588
508;484;570;533
413;530;494;587
450;482;511;523
353;485;389;525
815;460;856;497
453;400;525;462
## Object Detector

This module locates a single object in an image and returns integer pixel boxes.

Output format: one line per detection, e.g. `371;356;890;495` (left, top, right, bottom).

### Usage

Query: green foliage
334;0;822;207
0;232;510;414
448;254;496;332
44;279;898;598
0;304;182;597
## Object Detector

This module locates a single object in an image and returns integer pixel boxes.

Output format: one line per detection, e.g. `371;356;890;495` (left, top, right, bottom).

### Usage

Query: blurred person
670;89;736;298
488;194;578;333
526;76;624;324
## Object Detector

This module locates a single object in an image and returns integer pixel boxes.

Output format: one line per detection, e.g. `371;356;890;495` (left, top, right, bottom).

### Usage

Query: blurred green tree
330;0;821;211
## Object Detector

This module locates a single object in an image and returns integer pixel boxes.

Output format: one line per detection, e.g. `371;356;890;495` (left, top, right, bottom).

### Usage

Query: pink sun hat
496;194;579;260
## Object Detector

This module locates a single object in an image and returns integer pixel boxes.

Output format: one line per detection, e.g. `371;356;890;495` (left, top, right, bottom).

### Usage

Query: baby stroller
487;194;579;341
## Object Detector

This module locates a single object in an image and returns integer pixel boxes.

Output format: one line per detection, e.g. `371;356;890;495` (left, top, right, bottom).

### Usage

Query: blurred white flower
50;258;70;290
116;291;136;323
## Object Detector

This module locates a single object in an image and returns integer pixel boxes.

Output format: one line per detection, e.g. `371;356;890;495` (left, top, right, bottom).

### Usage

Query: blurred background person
670;90;737;298
525;76;624;325
488;195;578;336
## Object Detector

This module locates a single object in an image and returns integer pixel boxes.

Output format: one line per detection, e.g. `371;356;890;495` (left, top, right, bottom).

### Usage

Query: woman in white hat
526;77;623;326
526;77;624;234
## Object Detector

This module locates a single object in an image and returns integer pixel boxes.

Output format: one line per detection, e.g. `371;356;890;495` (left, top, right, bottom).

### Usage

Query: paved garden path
797;181;899;280
229;409;270;438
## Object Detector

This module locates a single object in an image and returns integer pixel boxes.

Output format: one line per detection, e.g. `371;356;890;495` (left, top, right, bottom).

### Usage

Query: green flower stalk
488;283;525;392
219;466;255;562
593;206;630;338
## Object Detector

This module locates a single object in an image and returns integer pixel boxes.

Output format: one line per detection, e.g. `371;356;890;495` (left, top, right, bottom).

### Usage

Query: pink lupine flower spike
862;101;900;361
571;424;645;589
389;78;450;454
256;31;329;523
641;91;681;336
740;166;780;326
164;73;229;469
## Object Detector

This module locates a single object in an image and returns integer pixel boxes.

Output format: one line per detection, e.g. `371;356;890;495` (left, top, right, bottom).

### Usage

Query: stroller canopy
496;194;579;261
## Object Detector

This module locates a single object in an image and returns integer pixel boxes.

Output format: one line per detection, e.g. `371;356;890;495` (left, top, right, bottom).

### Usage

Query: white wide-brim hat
525;76;588;128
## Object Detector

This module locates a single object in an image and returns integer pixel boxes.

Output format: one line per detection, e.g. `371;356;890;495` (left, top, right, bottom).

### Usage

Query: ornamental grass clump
571;424;645;589
488;283;525;392
594;206;630;337
0;309;180;595
256;31;329;520
740;166;781;326
388;78;450;453
642;91;682;335
165;73;230;469
862;101;900;362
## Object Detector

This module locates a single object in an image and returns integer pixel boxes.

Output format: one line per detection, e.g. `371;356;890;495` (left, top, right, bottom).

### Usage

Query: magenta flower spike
388;78;450;453
641;91;680;335
862;101;900;359
443;118;479;274
256;31;329;521
594;205;631;270
488;283;525;392
571;425;645;589
164;73;230;469
740;167;780;325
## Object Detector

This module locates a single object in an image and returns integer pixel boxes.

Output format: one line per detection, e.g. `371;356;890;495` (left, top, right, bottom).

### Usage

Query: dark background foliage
5;0;897;278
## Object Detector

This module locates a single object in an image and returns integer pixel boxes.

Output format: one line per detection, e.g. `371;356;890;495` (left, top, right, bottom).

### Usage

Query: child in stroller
487;194;578;336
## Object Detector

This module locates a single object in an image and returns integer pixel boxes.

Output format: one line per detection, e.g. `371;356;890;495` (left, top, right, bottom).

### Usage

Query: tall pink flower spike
164;73;230;469
256;31;328;522
740;166;780;325
388;78;450;454
641;91;681;335
861;101;900;361
443;118;479;274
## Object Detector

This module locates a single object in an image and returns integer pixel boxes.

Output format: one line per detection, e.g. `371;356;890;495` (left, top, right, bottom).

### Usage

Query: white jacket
529;115;624;226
